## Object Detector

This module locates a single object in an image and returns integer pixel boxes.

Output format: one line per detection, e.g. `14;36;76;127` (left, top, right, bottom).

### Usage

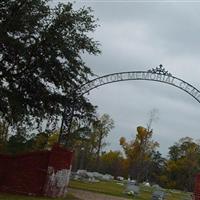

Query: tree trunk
96;131;103;170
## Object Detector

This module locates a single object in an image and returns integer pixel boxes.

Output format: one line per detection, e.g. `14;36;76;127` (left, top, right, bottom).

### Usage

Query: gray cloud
88;80;200;155
57;1;200;156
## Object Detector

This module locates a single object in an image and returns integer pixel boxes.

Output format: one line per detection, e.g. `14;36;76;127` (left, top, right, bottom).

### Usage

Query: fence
194;174;200;200
0;145;73;197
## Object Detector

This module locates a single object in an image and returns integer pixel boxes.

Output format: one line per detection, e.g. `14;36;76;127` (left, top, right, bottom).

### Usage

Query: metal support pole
58;107;66;144
58;91;76;145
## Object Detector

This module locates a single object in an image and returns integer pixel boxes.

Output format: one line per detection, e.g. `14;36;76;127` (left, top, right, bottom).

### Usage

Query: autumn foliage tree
66;114;114;171
99;151;124;178
164;137;200;191
120;126;159;182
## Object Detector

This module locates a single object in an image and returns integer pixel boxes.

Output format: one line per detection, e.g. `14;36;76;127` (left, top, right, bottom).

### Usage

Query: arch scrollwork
80;65;200;104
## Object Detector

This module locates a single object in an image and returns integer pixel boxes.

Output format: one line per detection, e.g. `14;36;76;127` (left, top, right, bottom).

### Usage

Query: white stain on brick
44;166;72;197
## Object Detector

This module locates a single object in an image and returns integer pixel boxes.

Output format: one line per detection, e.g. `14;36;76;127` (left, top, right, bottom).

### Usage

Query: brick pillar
194;173;200;200
43;145;73;198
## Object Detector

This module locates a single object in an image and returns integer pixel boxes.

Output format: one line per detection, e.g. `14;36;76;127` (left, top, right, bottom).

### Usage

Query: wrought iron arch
79;65;200;104
58;65;200;143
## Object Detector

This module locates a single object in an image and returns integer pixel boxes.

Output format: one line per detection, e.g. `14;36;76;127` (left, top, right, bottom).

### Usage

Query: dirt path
69;188;129;200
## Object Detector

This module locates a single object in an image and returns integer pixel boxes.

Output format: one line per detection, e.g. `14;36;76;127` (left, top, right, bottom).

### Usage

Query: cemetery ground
0;180;192;200
69;180;192;200
0;193;81;200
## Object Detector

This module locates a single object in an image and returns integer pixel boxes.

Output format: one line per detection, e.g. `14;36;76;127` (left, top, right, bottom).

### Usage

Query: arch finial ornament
148;64;172;76
80;65;200;104
58;64;200;143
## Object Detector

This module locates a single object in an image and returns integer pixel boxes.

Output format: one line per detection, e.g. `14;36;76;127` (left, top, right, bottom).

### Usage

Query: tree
68;113;114;171
99;150;125;178
0;1;100;132
93;114;114;168
0;120;9;152
147;150;166;185
146;108;159;132
165;137;200;191
6;127;28;154
120;126;159;182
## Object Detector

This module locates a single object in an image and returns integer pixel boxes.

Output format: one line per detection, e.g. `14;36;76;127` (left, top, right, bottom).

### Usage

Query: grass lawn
0;193;81;200
69;180;192;200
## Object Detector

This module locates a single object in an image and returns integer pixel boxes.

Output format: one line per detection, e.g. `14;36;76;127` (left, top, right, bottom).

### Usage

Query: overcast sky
58;0;200;156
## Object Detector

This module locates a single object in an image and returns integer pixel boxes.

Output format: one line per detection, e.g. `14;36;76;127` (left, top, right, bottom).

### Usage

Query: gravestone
152;190;166;200
124;182;140;195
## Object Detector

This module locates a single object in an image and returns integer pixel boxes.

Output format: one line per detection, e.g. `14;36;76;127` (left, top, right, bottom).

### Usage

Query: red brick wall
194;174;200;200
48;145;73;170
43;145;74;197
0;145;73;197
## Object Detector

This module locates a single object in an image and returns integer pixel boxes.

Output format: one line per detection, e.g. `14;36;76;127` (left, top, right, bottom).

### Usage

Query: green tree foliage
5;129;60;154
147;150;166;185
93;114;114;167
0;120;9;152
120;126;159;182
99;150;125;178
70;114;114;171
165;137;200;191
31;132;49;150
0;0;100;129
6;127;28;154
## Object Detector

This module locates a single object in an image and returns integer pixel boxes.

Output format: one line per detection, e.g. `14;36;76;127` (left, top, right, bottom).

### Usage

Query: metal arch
79;65;200;104
58;65;200;144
